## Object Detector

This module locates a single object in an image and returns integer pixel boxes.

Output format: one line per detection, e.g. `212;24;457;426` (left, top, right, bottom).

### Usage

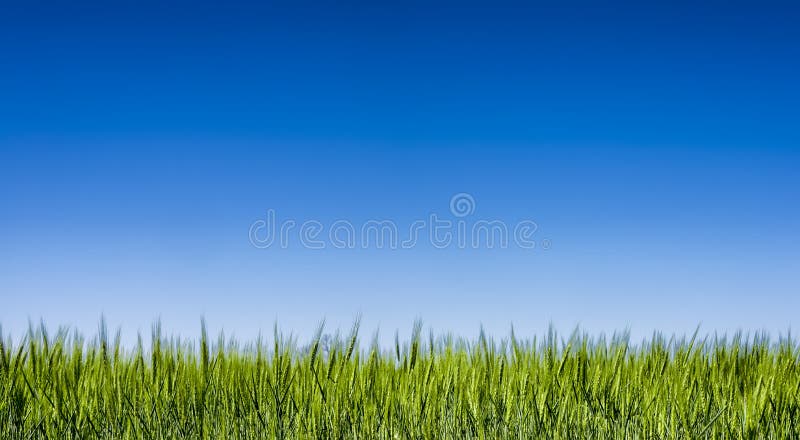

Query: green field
1;321;799;439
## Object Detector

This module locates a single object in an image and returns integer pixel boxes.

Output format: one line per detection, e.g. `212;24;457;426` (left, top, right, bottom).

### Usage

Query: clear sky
2;2;799;343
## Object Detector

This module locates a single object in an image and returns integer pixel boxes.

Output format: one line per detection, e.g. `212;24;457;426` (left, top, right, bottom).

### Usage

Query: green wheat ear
0;324;7;376
309;320;325;367
345;315;361;363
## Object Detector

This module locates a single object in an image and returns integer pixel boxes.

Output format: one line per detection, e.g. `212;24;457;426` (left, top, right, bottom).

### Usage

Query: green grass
1;319;799;439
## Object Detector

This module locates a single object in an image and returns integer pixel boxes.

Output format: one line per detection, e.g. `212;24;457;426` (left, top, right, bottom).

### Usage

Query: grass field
1;320;799;439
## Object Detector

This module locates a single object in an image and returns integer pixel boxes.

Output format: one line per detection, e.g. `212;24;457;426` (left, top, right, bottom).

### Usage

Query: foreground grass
1;321;799;439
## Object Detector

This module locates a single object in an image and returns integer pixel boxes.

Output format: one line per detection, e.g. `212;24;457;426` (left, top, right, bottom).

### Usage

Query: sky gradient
2;2;799;343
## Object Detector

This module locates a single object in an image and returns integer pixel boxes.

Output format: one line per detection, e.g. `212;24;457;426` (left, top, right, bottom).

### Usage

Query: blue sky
2;2;799;343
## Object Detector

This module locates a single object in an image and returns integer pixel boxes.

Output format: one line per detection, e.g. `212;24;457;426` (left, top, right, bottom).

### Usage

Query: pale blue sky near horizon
2;2;799;344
